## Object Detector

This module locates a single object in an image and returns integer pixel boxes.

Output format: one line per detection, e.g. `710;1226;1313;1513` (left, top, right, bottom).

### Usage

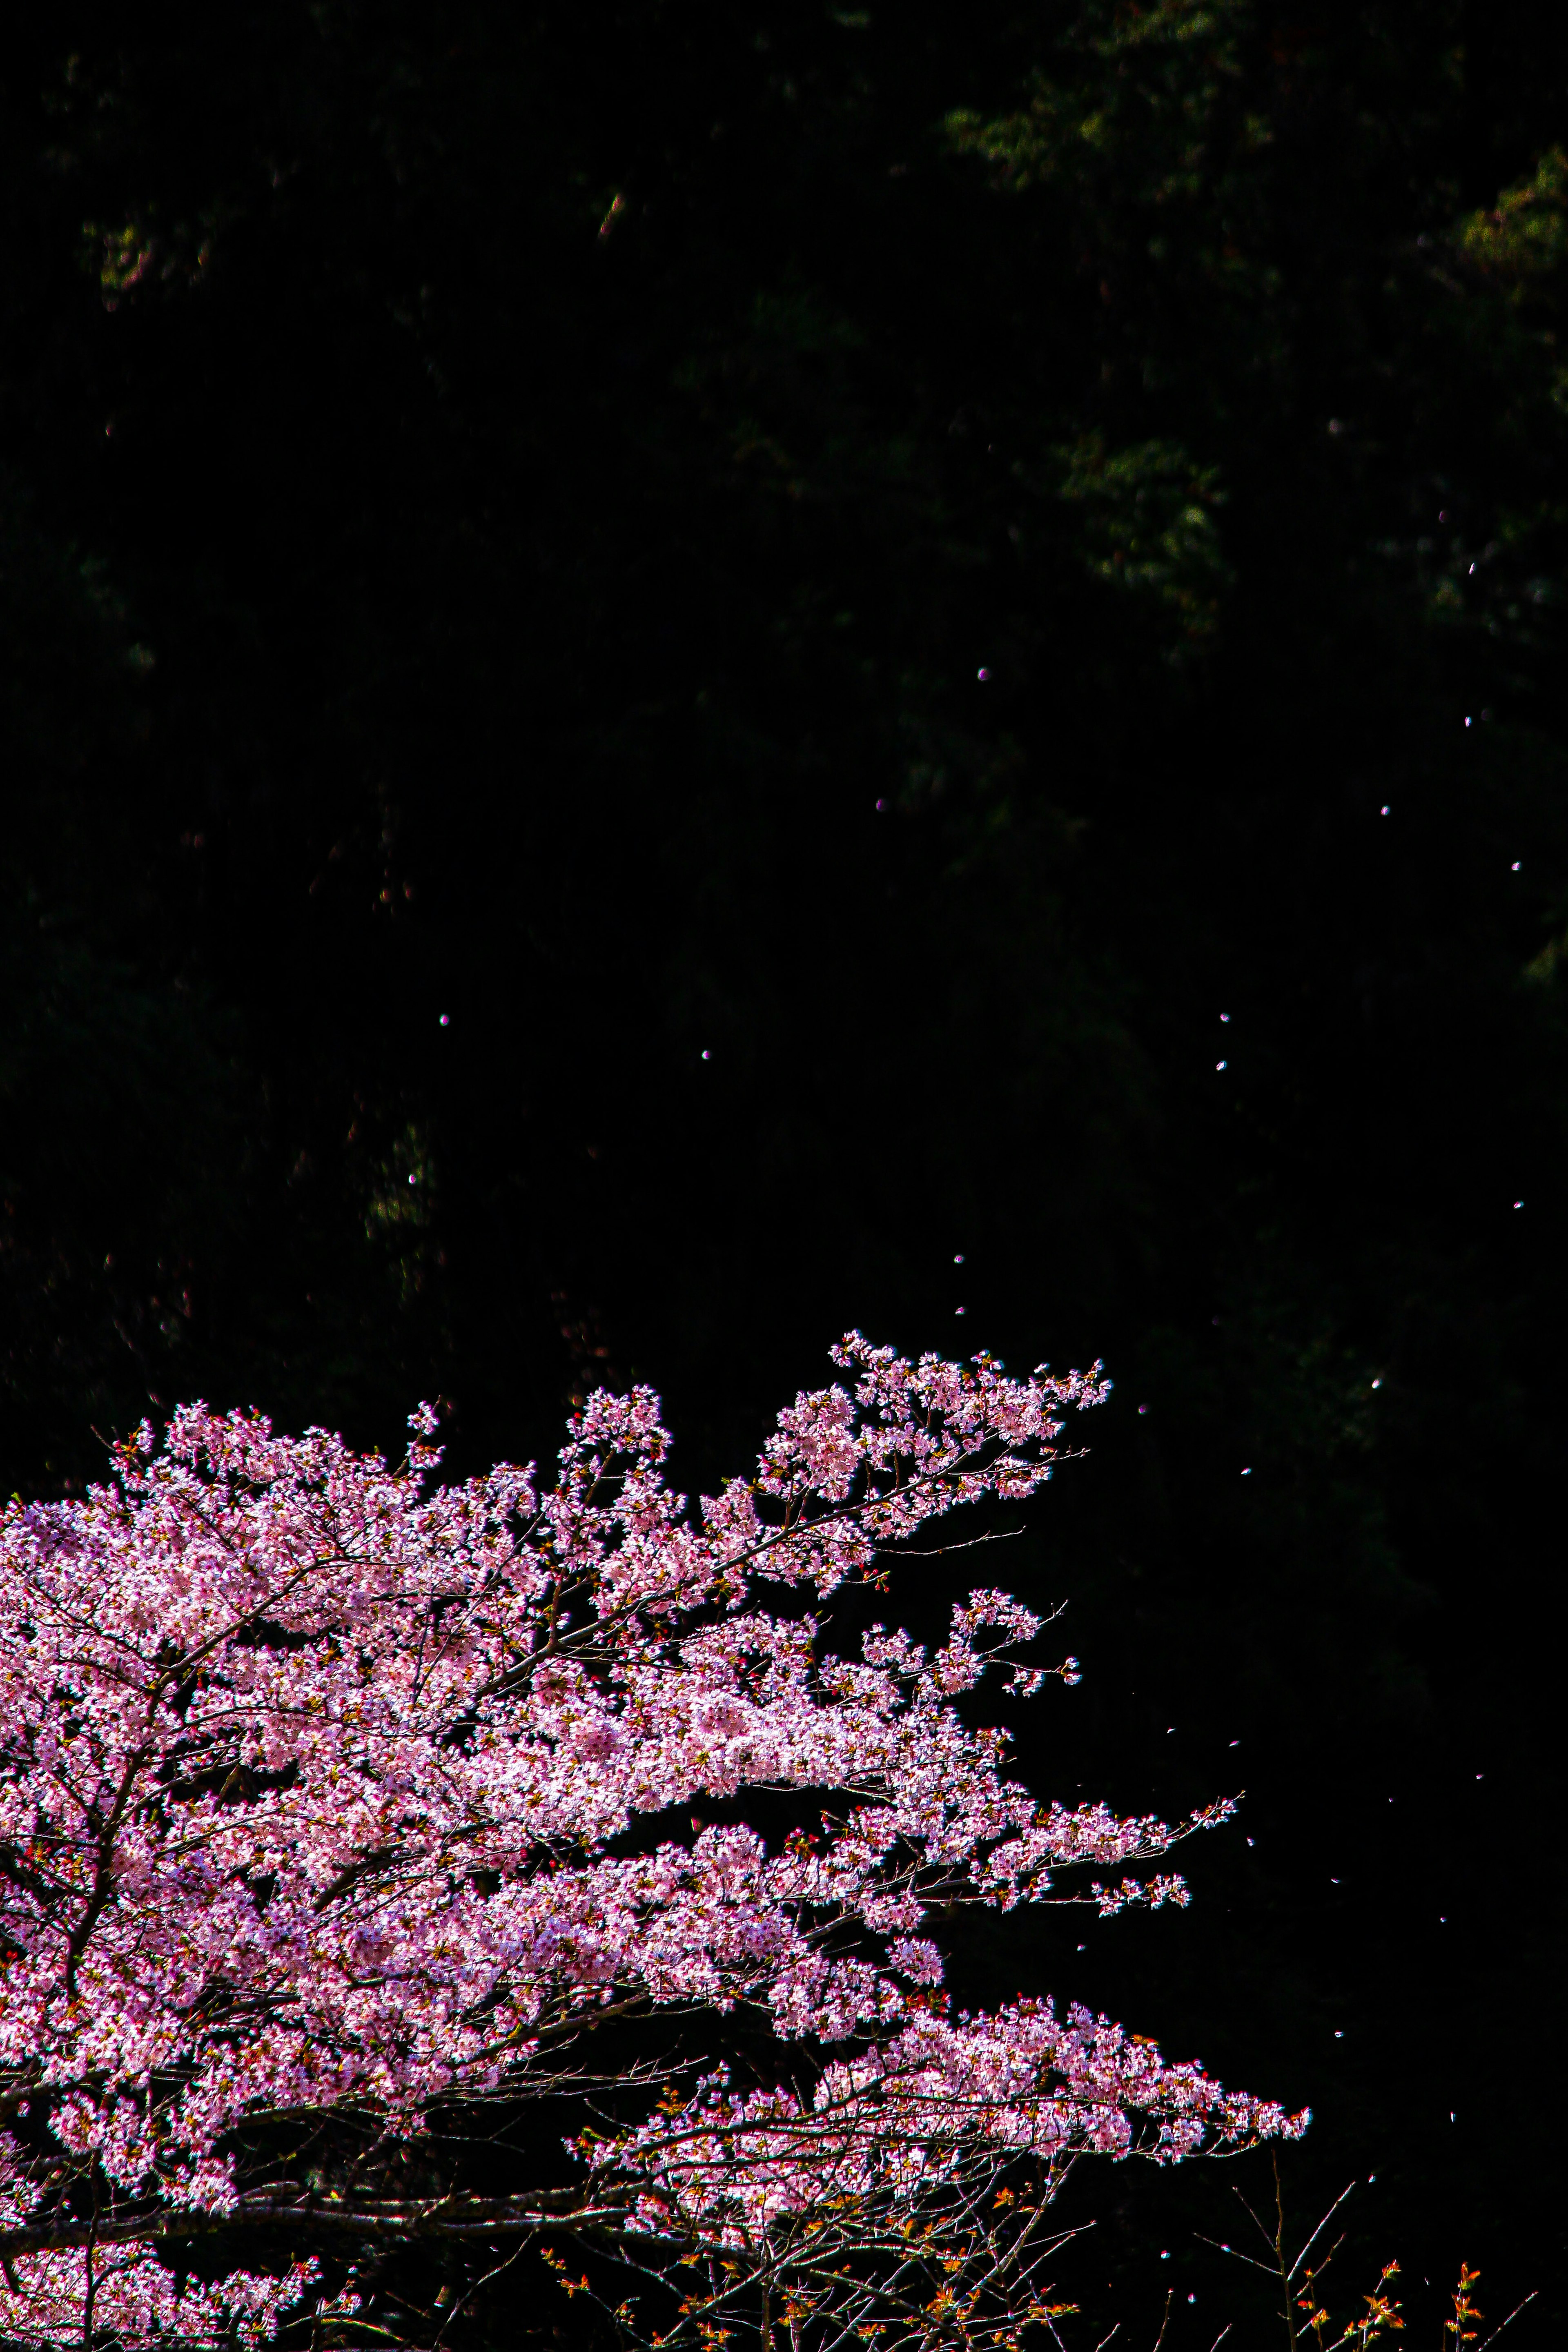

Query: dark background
3;0;1565;2341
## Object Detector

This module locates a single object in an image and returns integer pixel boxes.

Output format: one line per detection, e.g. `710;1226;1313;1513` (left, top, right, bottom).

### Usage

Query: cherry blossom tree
0;1337;1303;2349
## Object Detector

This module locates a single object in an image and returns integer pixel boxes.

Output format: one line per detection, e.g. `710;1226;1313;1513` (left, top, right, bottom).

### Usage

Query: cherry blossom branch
0;1336;1301;2350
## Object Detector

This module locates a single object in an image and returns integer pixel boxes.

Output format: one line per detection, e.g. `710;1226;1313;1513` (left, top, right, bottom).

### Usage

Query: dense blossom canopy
0;1339;1301;2347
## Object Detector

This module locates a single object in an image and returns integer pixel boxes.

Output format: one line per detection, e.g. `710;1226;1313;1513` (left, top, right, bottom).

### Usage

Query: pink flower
0;1335;1298;2348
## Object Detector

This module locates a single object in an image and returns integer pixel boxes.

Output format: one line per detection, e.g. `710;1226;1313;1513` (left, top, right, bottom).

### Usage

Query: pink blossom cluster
605;1993;1295;2247
0;1336;1302;2345
0;2251;337;2352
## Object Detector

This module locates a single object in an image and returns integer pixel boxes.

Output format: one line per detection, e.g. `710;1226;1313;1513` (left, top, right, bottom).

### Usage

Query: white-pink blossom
0;1336;1301;2347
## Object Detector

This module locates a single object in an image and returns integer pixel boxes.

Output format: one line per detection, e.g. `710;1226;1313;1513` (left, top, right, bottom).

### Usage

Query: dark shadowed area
2;0;1565;2341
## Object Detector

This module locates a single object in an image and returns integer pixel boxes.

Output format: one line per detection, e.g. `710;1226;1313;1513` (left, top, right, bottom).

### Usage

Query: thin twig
1473;2292;1538;2352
